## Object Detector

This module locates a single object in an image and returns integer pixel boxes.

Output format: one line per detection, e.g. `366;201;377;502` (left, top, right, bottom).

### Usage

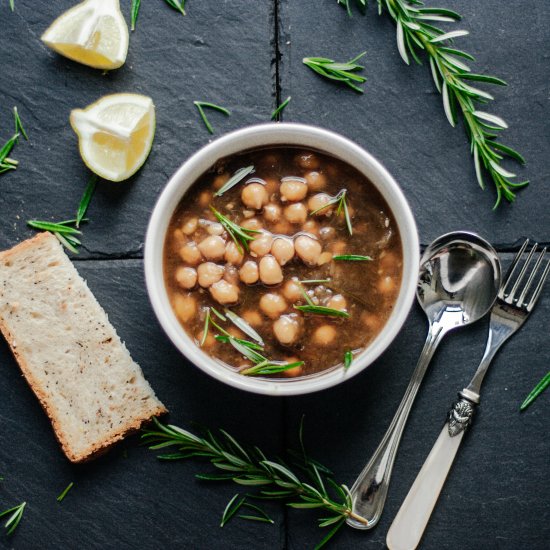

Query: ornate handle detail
447;395;476;437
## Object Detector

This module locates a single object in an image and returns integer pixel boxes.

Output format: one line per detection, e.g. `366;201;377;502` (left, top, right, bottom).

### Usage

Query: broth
163;146;403;379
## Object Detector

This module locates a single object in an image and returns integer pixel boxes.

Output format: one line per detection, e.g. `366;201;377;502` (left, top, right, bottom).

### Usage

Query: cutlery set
347;233;549;549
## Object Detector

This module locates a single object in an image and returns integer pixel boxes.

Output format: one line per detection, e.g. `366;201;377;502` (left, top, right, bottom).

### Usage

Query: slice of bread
0;232;167;462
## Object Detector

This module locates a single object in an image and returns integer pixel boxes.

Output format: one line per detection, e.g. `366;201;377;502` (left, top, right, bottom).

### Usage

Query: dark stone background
0;1;548;548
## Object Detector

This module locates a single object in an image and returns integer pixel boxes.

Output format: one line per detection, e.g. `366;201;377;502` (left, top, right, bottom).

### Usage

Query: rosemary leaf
210;206;259;253
163;0;186;16
57;482;74;502
294;304;350;318
27;220;82;235
13;107;28;140
9;0;14;11
220;494;245;527
224;309;264;345
0;502;26;536
309;189;353;235
0;134;19;164
303;52;367;93
520;371;550;411
214;165;255;196
344;350;353;370
194;101;230;134
76;174;98;228
314;517;346;550
54;233;79;254
237;514;274;524
241;361;304;376
130;0;141;30
333;254;372;261
271;96;291;121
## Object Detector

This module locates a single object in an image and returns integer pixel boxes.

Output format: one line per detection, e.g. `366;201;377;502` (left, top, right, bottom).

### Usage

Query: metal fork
386;240;550;550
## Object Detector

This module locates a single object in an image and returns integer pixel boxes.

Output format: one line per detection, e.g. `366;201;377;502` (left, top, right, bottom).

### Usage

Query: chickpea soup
163;147;403;379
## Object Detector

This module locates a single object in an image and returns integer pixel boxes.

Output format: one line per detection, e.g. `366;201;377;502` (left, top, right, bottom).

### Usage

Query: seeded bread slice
0;232;167;462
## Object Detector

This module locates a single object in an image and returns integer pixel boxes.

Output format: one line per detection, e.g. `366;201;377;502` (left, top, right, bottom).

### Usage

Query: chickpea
198;235;226;261
317;251;333;266
182;217;198;235
260;293;287;319
209;280;240;305
242;310;262;327
264;203;281;223
263;177;280;196
249;233;274;257
308;193;333;215
271;220;292;235
295;152;320;170
241;218;263;231
302;219;319;236
224;265;240;285
199;190;212;208
205;222;224;236
179;242;202;265
172;229;186;250
242;209;255;219
172;293;197;323
304;171;327;192
294;235;322;266
280;178;308;202
175;266;197;289
197;262;224;287
378;275;395;294
327;294;347;311
282;279;302;302
197;329;216;348
331;240;347;255
213;173;229;190
271;237;294;266
313;324;337;345
224;241;244;265
379;252;401;271
228;326;244;340
239;260;259;284
259;255;284;285
319;226;336;241
284;203;307;224
273;314;299;345
241;183;268;209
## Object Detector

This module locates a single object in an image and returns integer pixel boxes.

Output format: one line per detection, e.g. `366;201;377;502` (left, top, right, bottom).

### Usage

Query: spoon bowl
418;231;502;328
347;231;501;529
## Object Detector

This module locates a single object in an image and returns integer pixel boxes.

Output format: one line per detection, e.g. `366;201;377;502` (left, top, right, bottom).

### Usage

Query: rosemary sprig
13;107;27;141
57;482;74;503
0;502;26;536
76;174;97;228
303;52;367;93
210;206;260;254
340;1;528;208
130;0;141;30
214;165;255;197
338;0;367;17
194;101;230;134
0;108;27;175
163;0;186;16
520;371;550;411
333;254;372;261
294;281;350;319
344;350;353;370
271;96;292;121
27;219;86;254
240;360;304;376
310;189;353;235
142;418;369;546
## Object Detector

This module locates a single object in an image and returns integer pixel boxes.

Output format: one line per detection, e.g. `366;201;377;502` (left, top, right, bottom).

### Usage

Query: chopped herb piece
210;206;259;253
520;371;550;411
240;360;304;376
194;101;230;134
220;494;245;527
163;0;186;16
294;304;350;318
214;165;255;197
333;254;372;261
57;482;74;502
224;309;264;345
130;0;141;30
344;350;353;369
303;51;367;93
13;107;28;140
310;189;353;235
0;502;26;536
271;96;291;121
76;174;97;228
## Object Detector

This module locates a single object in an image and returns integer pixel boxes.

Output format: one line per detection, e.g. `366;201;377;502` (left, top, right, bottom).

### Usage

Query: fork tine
526;259;550;312
500;239;529;299
517;247;547;307
505;242;537;304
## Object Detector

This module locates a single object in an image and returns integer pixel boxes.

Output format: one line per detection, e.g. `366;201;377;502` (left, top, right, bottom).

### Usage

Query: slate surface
0;1;548;549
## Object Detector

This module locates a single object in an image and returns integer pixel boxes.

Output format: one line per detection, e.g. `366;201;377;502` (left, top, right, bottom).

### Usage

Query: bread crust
0;232;167;463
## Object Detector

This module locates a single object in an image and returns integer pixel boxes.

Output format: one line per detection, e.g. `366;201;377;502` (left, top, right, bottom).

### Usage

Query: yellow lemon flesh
70;94;156;182
41;0;129;70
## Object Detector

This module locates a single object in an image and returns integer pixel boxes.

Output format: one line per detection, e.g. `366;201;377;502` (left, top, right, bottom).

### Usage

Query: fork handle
386;395;476;550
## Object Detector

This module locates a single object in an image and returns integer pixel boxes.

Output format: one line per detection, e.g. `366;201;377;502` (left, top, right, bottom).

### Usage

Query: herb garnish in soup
163;147;403;378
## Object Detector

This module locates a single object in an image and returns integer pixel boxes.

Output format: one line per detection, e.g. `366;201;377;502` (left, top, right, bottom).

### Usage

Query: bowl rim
144;122;419;396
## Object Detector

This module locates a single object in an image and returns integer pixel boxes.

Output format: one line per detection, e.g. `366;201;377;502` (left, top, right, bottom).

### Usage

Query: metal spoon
346;231;501;529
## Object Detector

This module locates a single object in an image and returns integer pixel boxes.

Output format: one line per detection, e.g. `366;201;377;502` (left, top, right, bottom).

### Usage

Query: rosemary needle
57;482;74;502
0;502;26;536
271;96;291;121
333;254;372;261
344;350;353;370
214;165;255;197
163;0;186;16
76;174;98;228
130;0;141;30
13;107;28;140
194;101;230;134
520;371;550;411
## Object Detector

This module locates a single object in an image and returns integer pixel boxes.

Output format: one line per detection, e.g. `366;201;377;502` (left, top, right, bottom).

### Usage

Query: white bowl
145;123;419;396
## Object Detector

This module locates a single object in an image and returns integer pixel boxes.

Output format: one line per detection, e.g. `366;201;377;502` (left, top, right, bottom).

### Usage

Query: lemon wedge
41;0;129;70
70;93;156;182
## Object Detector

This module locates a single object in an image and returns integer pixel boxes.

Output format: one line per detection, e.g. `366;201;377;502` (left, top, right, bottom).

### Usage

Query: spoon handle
347;324;445;529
